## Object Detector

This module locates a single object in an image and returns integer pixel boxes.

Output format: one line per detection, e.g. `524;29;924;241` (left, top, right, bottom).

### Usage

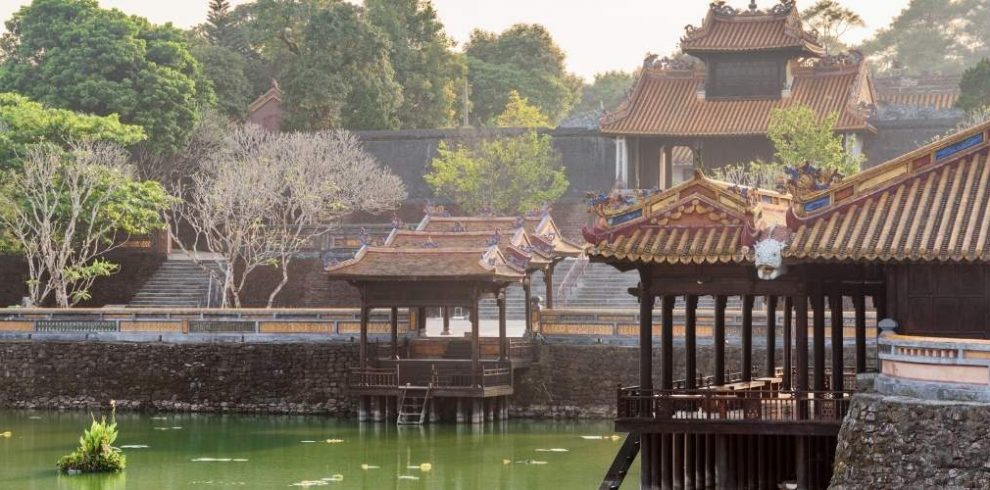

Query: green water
0;410;636;489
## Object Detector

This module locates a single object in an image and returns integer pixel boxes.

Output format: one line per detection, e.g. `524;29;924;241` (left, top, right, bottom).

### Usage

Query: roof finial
749;0;758;11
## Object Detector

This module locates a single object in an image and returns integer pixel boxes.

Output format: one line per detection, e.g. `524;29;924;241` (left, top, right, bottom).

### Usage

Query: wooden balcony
615;387;853;436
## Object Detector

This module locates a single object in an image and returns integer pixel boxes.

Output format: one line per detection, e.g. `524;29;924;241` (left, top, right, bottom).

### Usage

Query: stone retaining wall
831;391;990;489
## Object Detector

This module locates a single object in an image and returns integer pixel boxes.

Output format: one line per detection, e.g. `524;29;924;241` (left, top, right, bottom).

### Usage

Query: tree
465;24;580;125
859;0;970;74
189;40;253;120
367;0;465;129
170;125;405;307
569;71;635;116
957;58;990;113
205;0;243;50
767;105;863;176
279;2;403;131
426;100;568;214
0;142;172;307
0;0;215;156
801;1;864;55
0;93;145;169
495;91;550;128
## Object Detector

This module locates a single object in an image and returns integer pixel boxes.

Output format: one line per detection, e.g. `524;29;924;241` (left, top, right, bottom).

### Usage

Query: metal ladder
599;433;640;490
397;386;431;425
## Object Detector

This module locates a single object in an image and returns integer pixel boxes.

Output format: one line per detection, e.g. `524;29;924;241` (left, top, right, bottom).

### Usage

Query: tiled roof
680;2;823;55
325;247;525;281
786;122;990;262
877;91;960;111
416;214;585;257
600;59;873;136
386;229;550;268
874;75;961;110
585;171;791;264
247;81;281;115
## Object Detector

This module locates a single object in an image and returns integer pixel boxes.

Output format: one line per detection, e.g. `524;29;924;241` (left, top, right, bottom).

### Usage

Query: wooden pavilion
327;211;582;424
600;0;875;188
587;119;990;488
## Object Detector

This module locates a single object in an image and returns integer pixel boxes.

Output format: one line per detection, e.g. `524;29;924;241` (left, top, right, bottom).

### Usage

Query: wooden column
795;295;809;393
830;292;844;392
766;296;778;377
544;262;556;309
783;297;793;390
359;306;369;368
498;291;507;362
390;307;399;359
854;292;867;373
441;306;451;336
796;436;808;490
685;295;698;388
471;296;480;378
662;145;674;189
714;295;727;386
661;295;675;389
674;433;684;490
812;291;826;392
639;276;655;391
522;276;532;335
417;306;427;335
742;295;754;381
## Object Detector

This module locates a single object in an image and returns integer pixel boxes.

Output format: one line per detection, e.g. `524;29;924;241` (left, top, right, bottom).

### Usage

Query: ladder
598;432;640;490
397;385;431;425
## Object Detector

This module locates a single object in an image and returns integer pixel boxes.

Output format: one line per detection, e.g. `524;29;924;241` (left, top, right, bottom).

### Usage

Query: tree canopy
495;91;550;128
0;0;215;156
767;105;863;176
569;71;635;117
367;0;465;129
464;24;581;125
0;93;145;169
801;0;864;55
957;58;990;113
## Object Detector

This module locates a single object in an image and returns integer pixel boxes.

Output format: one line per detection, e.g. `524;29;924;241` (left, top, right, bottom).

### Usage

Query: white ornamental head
754;237;787;280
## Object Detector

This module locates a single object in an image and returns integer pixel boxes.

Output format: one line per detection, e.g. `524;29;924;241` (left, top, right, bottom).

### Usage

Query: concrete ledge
874;373;990;403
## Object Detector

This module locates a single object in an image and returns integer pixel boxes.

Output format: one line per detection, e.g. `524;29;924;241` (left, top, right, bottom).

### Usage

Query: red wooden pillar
742;295;754;381
830;292;844;392
766;296;778;377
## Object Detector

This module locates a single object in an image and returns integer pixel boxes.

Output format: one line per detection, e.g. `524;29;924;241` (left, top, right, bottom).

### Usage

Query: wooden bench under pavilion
588;118;990;488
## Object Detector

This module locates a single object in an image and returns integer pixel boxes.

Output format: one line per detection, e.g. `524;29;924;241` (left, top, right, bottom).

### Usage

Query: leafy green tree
279;2;402;130
0;93;145;169
189;40;253;120
570;71;635;116
0;0;215;156
205;0;244;51
495;91;550;128
859;0;970;74
427;100;567;214
957;58;990;113
0;142;173;306
367;0;465;129
801;1;864;55
767;105;863;176
465;24;580;125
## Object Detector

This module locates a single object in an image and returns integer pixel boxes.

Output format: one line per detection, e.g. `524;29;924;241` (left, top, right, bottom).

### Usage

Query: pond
0;410;637;489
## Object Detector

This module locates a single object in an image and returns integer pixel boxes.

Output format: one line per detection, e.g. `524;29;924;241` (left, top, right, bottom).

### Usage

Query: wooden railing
347;367;398;388
349;362;513;390
616;388;853;424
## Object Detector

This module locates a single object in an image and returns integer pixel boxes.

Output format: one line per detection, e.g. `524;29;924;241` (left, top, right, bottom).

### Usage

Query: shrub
57;405;125;474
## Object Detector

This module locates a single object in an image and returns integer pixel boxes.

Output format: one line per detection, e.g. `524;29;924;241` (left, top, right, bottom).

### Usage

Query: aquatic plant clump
57;405;126;474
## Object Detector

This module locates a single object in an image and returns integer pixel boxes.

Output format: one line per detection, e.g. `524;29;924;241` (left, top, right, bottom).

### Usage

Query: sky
0;0;910;80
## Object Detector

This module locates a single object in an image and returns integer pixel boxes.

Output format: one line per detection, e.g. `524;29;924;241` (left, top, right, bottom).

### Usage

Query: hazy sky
0;0;910;80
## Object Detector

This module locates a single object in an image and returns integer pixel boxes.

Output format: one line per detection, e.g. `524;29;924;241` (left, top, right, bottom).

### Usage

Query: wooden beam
522;276;532;335
686;295;698;389
640;273;656;390
498;291;507;362
661;295;676;389
830;292;844;392
714;295;727;386
766;296;778;377
544;261;556;309
854;292;867;374
742;295;754;382
784;296;793;390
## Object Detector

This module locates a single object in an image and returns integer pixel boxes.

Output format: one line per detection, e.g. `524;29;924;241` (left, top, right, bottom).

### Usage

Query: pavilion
587;119;990;488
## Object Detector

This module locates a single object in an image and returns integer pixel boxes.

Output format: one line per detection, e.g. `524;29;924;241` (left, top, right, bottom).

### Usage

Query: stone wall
0;341;358;415
831;391;990;489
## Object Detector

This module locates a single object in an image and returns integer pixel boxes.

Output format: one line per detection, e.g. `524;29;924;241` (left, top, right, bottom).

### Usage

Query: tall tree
860;0;971;74
278;2;403;130
570;71;635;116
464;24;580;125
205;0;241;50
957;58;990;113
0;0;214;157
767;105;863;176
495;91;550;128
0;92;145;169
189;36;252;120
366;0;465;129
801;0;865;55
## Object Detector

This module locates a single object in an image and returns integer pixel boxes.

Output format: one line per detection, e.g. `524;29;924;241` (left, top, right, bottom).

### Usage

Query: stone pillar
456;398;465;423
472;399;483;424
498;290;507;362
441;307;451;336
358;396;369;422
371;396;382;422
544;262;556;309
429;398;439;423
384;395;394;422
486;399;494;421
522;276;532;335
663;145;674;189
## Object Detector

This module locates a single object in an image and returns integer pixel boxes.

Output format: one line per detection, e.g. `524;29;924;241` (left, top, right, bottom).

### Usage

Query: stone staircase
477;260;574;320
129;254;222;308
565;262;641;309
